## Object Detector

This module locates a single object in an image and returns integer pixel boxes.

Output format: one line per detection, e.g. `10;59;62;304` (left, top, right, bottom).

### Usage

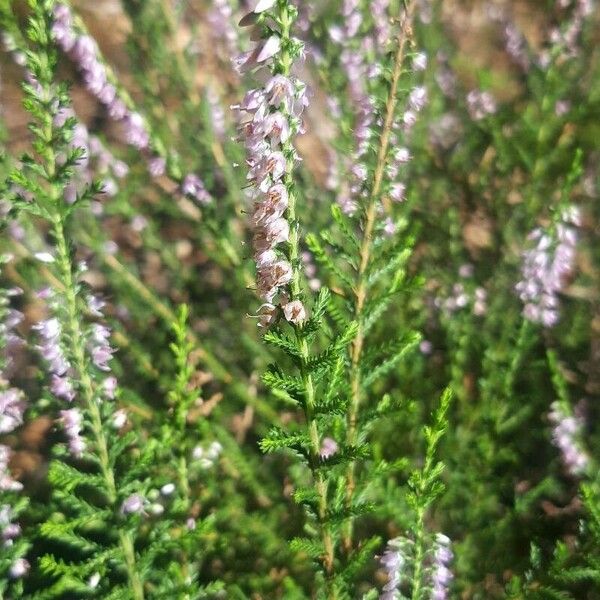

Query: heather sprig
235;1;344;593
307;0;425;554
379;389;453;600
0;256;30;597
51;1;212;205
3;2;151;595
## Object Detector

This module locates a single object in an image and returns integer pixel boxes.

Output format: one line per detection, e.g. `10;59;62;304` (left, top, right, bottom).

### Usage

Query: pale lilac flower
403;110;418;129
466;90;497;120
548;401;588;476
89;324;114;372
207;0;240;59
283;300;306;324
182;174;212;204
320;437;338;459
390;183;406;203
383;217;397;237
516;208;580;327
148;157;166;178
555;100;572;116
112;409;127;430
121;494;146;515
413;52;428;71
60;408;86;457
409;87;428;112
102;377;117;400
0;446;23;492
122;112;150;149
256;303;278;329
265;75;296;109
49;374;75;402
431;534;453;599
380;537;411;599
420;340;433;355
0;389;25;434
0;505;21;542
35;318;70;376
9;558;29;579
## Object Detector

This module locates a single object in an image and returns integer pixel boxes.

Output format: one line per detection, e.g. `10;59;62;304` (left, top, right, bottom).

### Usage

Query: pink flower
283;300;306;324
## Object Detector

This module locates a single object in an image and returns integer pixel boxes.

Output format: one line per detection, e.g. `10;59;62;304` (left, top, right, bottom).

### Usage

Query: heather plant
0;0;598;598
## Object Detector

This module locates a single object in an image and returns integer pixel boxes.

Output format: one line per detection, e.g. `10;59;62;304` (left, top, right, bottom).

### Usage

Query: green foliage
0;0;598;598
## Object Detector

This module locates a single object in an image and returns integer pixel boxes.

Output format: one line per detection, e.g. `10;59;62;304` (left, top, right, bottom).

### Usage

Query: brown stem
343;1;416;553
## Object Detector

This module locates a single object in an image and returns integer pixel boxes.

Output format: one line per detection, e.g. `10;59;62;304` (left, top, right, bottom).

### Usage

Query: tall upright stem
343;1;416;552
277;2;336;593
38;27;144;592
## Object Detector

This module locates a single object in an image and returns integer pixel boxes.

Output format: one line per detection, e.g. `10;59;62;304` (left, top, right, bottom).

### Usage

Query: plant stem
343;1;416;553
410;505;426;600
277;1;335;594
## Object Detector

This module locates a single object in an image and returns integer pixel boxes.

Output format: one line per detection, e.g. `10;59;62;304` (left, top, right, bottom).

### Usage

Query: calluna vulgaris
0;0;598;598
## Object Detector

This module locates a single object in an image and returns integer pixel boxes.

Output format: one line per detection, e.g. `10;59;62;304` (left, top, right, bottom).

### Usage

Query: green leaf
289;537;325;559
361;331;421;388
306;232;354;289
260;427;310;453
263;330;301;358
48;461;107;495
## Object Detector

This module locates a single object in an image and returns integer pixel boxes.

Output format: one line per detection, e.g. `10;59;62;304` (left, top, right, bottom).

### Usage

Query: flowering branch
344;0;417;551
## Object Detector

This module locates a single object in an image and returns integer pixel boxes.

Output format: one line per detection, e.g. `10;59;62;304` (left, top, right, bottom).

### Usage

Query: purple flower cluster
466;90;497;121
328;0;376;214
0;504;22;548
0;389;26;436
0;274;24;383
52;6;148;146
34;284;118;456
430;534;453;600
516;207;580;327
319;437;338;459
234;3;309;327
207;0;240;60
51;3;210;204
328;2;428;216
380;537;411;600
60;408;86;457
435;265;488;317
0;445;22;494
548;401;588;476
0;265;29;579
35;315;75;402
548;0;594;61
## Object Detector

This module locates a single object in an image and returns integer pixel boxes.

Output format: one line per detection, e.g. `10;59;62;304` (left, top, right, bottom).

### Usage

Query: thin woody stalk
273;1;336;587
277;5;336;581
235;0;336;591
343;1;416;552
